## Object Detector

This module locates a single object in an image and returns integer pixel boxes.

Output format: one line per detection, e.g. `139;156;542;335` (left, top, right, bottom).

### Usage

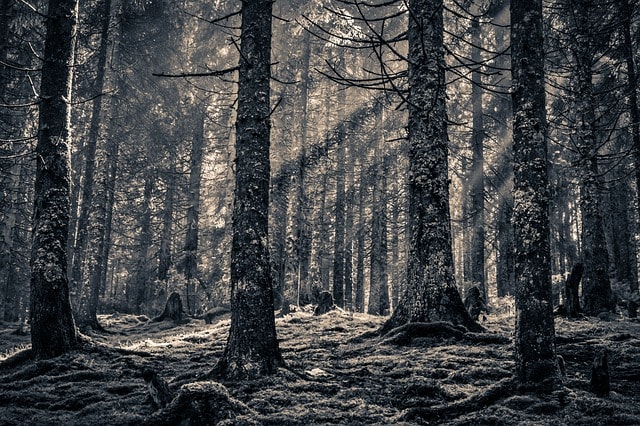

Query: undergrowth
0;310;638;425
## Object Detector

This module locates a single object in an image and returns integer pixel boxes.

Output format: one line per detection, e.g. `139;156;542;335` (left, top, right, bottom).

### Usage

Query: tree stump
142;369;175;409
590;349;610;397
565;263;583;318
152;292;187;323
627;300;638;319
463;286;486;321
314;291;335;316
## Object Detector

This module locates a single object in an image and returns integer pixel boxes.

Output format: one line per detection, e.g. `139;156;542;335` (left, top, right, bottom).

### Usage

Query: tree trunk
294;29;313;306
620;0;640;294
565;263;583;318
510;0;560;389
158;156;175;282
469;13;486;301
369;152;389;316
129;175;154;314
184;110;206;311
354;161;367;313
344;152;355;310
30;0;79;358
570;0;613;316
215;0;284;379
74;0;112;332
332;79;347;308
382;0;479;334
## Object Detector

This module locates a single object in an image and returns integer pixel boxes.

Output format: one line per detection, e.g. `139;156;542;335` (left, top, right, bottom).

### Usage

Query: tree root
398;377;515;422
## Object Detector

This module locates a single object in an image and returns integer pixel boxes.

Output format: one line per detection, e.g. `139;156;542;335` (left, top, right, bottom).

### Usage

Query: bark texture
383;0;480;334
570;0;613;316
510;0;560;389
215;0;283;379
30;0;79;358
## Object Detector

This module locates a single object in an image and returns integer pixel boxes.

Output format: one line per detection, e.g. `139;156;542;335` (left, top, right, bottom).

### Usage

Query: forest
1;0;640;424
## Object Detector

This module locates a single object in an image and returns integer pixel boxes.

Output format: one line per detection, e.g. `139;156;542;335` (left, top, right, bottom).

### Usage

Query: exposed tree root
379;322;467;346
398;377;515;422
142;380;258;426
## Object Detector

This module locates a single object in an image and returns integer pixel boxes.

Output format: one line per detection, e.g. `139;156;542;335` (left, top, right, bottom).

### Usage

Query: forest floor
0;304;639;425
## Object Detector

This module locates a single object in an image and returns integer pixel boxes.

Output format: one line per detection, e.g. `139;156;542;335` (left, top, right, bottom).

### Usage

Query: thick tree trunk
30;0;79;358
215;0;283;379
383;0;479;334
511;0;561;389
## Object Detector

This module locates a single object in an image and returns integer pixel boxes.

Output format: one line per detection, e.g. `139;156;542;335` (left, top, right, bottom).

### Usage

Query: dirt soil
0;307;639;425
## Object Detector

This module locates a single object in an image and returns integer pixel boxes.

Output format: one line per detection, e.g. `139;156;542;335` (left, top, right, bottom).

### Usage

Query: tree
510;0;561;389
75;0;113;332
215;0;284;379
569;0;614;316
30;0;79;358
382;0;480;333
469;8;486;301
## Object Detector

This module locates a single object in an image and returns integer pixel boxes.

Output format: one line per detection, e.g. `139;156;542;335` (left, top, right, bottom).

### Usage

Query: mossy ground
0;308;639;425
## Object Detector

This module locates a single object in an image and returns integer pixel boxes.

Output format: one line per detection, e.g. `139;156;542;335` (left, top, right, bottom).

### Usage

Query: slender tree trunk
620;0;640;293
344;148;355;310
510;0;561;389
469;14;486;301
158;157;175;282
30;0;79;358
383;0;479;334
184;109;205;311
271;179;288;308
332;67;348;308
355;161;367;313
570;0;613;316
318;168;331;292
129;175;153;314
74;0;112;331
294;29;313;305
215;0;283;379
369;140;389;316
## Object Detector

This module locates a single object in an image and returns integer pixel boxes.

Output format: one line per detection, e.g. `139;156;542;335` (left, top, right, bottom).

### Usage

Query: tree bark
369;151;389;316
30;0;79;358
469;13;486;301
215;0;283;379
183;109;205;311
158;156;175;282
75;0;112;332
620;0;640;293
382;0;480;334
510;0;561;389
332;77;347;308
570;0;613;316
355;161;367;313
564;263;583;318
